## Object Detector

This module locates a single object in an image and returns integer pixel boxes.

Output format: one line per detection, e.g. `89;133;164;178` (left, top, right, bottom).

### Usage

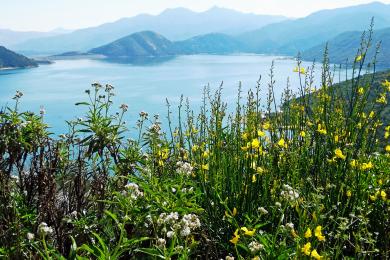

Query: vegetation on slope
302;26;390;69
0;46;37;69
0;29;389;259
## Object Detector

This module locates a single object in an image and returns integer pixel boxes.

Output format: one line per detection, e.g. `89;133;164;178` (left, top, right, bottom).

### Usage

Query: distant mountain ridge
0;28;69;48
13;7;287;54
302;27;390;68
0;46;37;69
239;1;390;55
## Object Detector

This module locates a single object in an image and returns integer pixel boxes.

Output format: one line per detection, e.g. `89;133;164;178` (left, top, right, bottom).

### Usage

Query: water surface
0;55;326;134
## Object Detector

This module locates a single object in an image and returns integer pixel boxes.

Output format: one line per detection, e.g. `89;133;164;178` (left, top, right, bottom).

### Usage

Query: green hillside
302;27;390;69
0;46;37;69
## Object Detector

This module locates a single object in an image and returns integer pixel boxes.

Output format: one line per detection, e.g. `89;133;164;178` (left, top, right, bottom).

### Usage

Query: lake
0;55;326;134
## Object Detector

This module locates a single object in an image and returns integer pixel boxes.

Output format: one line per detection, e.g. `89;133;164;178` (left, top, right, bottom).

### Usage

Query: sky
2;0;390;32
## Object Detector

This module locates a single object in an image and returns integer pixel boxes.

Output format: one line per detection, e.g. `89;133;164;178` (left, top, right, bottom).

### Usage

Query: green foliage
0;29;389;259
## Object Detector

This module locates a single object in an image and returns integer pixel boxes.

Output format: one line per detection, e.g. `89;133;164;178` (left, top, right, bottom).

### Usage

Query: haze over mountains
239;1;390;55
11;7;287;54
2;2;390;69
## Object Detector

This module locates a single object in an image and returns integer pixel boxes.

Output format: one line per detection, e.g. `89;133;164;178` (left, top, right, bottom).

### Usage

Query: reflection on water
104;56;176;66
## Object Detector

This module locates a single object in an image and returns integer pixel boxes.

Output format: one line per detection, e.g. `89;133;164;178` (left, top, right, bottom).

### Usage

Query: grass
0;29;389;259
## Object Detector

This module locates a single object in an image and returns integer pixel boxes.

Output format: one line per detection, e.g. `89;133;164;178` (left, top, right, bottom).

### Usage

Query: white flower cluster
176;161;194;176
248;241;264;254
280;184;299;201
124;183;144;199
258;207;268;215
38;222;53;236
157;212;201;239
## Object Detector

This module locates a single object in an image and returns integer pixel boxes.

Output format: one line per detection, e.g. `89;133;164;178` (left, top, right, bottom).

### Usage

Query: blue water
0;55;325;134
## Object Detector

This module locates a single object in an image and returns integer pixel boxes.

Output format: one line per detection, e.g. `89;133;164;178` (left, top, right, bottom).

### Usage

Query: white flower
124;182;143;199
156;238;166;248
248;241;264;254
286;222;294;230
27;232;35;241
171;187;177;193
180;225;191;237
275;202;282;208
258;207;268;215
226;256;235;260
166;230;175;238
176;161;194;176
38;222;53;236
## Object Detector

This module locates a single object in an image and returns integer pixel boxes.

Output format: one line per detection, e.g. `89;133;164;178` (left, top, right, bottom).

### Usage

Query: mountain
302;27;390;68
239;2;390;55
0;28;67;47
89;31;175;58
12;7;287;54
87;31;248;60
0;46;37;69
174;33;244;54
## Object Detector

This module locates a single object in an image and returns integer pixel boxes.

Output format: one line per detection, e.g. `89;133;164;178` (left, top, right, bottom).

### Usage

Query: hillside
173;33;245;54
239;2;390;55
0;46;37;69
12;7;286;54
87;31;248;60
89;31;175;58
302;27;390;68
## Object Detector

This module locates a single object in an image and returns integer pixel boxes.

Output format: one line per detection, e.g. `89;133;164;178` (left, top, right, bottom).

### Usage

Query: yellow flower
369;194;377;201
242;132;248;140
251;138;260;149
358;87;364;95
385;145;390;153
301;242;311;256
334;135;339;142
314;226;325;241
317;124;327;135
277;138;286;148
300;131;306;138
241;227;256;236
381;190;387;201
385;131;390;139
360;161;373;171
202;150;209;159
258;130;266;137
293;66;306;74
346;190;352;197
256;167;265;174
232;207;237;216
376;93;387;104
252;174;257;183
334;148;346;160
229;229;240;244
192;144;199;152
311;249;323;260
355;54;363;62
382;79;390;91
304;228;312;238
263;122;270;130
369;111;375;118
201;164;209;170
350;159;357;168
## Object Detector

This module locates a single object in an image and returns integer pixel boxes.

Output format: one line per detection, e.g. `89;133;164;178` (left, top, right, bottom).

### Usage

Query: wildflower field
0;32;389;259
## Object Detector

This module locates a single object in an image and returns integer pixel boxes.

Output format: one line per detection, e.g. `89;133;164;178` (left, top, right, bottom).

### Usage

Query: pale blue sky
3;0;390;31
